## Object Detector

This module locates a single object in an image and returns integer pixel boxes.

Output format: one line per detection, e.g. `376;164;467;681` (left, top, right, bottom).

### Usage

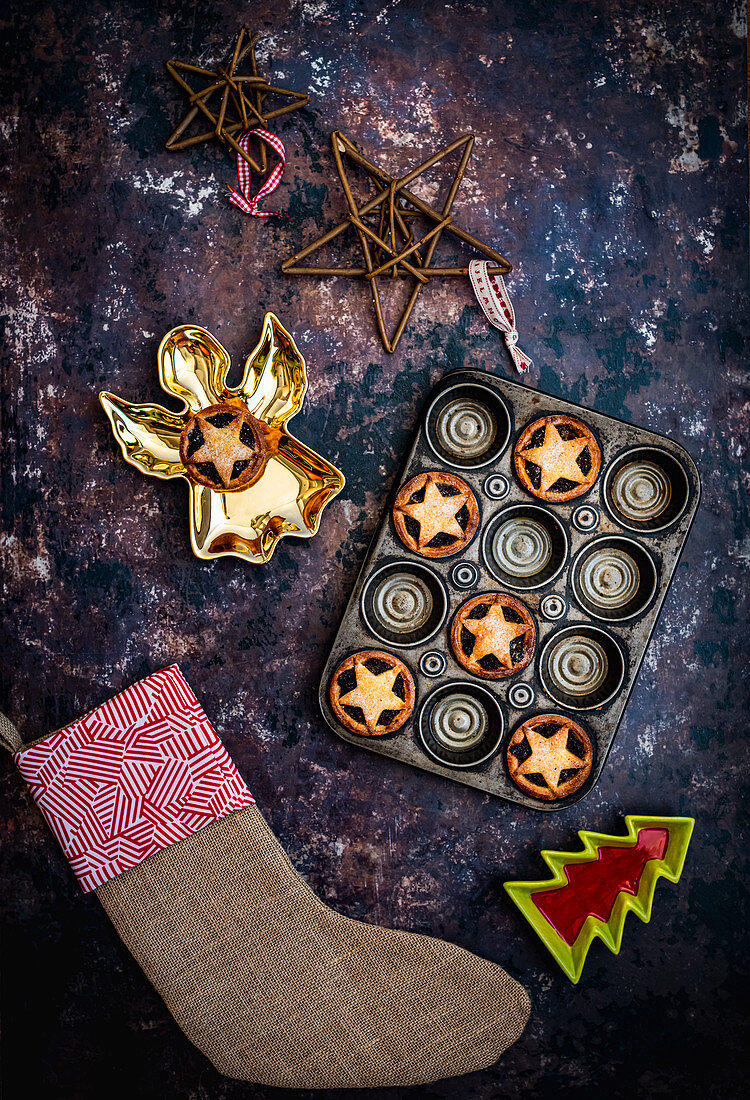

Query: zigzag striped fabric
14;666;254;892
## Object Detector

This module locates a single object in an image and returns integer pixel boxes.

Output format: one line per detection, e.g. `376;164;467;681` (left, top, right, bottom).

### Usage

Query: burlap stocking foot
5;667;530;1089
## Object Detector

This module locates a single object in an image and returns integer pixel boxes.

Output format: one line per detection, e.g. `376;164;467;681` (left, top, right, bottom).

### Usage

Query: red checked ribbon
468;259;533;373
227;128;285;217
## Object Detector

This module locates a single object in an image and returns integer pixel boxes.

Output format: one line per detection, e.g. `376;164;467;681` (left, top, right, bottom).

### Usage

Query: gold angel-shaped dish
100;313;345;564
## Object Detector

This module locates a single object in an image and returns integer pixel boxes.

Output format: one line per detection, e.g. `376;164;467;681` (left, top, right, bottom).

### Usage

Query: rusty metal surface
0;1;747;1098
319;370;701;809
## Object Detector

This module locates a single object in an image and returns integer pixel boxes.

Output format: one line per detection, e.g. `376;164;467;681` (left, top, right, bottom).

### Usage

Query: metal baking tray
319;370;700;810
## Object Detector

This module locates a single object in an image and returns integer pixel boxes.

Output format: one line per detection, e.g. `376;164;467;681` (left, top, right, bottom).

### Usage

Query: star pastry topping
507;714;594;801
518;422;589;493
181;406;264;490
464;603;532;668
514;726;586;793
282;131;513;352
451;593;536;680
393;471;479;558
338;658;408;733
397;476;469;548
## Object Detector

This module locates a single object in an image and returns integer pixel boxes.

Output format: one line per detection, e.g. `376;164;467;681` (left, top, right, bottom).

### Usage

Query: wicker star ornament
282;131;513;352
463;604;532;667
100;315;344;564
165;26;309;173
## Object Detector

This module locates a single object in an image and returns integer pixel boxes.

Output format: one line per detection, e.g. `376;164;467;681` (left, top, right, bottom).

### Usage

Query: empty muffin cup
425;382;511;469
361;561;448;647
603;447;690;532
539;625;626;710
482;504;568;590
418;682;504;768
572;536;658;621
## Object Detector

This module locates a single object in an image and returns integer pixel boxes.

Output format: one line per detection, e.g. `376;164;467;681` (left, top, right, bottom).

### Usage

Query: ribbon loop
227;128;286;218
468;259;533;374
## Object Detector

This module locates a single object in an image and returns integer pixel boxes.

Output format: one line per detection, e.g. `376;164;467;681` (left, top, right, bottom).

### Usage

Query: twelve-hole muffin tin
319;370;700;810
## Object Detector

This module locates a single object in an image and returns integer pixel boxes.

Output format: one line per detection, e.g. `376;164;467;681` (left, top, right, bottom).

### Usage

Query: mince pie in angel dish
450;593;536;680
507;713;593;801
514;414;601;503
329;651;415;736
393;471;479;558
100;314;345;564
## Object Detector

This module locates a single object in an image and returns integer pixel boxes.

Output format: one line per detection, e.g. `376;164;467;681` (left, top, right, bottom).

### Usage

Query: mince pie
393;471;479;558
507;713;593;801
330;650;415;736
514;414;601;503
450;593;536;680
179;402;266;491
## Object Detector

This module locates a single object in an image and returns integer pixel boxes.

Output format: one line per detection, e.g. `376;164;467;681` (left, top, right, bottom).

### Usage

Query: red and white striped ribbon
468;259;533;373
227;128;285;217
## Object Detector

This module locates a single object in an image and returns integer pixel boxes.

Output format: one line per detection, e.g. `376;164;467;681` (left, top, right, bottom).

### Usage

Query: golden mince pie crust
393;471;479;558
330;650;416;737
507;713;593;801
450;593;536;680
514;414;601;503
179;402;267;492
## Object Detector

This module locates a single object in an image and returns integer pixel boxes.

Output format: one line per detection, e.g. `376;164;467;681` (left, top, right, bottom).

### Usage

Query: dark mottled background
1;1;747;1097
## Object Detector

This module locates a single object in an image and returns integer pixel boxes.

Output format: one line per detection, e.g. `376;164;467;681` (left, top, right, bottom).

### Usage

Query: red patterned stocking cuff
14;666;255;892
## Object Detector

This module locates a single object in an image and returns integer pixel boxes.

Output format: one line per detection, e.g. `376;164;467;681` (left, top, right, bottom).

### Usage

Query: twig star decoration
99;315;345;565
282;131;513;352
165;25;309;173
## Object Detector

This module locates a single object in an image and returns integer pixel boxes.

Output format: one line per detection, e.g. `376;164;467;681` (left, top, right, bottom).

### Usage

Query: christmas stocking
2;666;530;1089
